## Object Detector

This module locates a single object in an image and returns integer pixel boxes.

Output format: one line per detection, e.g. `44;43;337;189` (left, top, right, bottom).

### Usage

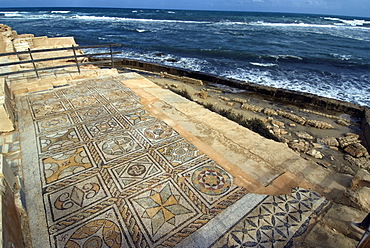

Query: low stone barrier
0;78;15;132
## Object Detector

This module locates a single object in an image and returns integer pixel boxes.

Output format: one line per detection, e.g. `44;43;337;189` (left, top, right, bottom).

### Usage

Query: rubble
344;143;369;158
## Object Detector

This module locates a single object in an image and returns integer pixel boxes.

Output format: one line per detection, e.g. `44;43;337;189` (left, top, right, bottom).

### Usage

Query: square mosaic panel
93;132;144;164
75;105;112;122
126;179;202;246
108;154;165;191
109;99;143;113
35;114;75;134
38;127;81;154
122;109;156;127
45;174;110;223
52;205;132;248
83;116;128;139
41;145;97;186
178;160;237;208
135;121;179;146
155;139;204;168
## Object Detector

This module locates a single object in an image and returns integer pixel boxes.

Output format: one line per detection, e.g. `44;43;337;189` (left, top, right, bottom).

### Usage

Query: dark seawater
1;7;370;106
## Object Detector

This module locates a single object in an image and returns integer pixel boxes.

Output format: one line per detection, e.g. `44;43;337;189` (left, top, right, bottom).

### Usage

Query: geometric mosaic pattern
210;188;327;248
19;75;326;248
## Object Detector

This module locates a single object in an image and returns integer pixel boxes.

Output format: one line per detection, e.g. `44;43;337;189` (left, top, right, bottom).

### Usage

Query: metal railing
0;44;121;78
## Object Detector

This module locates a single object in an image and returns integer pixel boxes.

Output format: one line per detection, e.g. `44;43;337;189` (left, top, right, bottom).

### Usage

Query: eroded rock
305;120;334;129
351;169;370;191
344;143;369;158
306;149;324;159
295;131;314;140
338;135;360;148
317;137;339;147
289;139;310;153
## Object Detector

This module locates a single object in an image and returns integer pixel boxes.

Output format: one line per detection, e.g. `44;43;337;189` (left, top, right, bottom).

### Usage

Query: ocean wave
220;67;370;106
72;15;209;24
0;11;22;17
324;17;370;26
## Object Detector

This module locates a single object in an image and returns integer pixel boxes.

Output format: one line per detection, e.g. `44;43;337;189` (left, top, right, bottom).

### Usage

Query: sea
1;8;370;107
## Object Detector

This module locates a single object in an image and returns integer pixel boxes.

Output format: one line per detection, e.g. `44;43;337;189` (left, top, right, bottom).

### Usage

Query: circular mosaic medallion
144;123;173;141
127;164;146;176
192;166;231;195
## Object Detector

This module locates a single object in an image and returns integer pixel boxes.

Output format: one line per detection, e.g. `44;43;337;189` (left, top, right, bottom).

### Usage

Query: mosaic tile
156;138;204;167
62;85;93;96
38;128;81;153
94;132;144;164
109;99;143;113
52;206;131;248
123;108;156;127
75;105;112;122
127;179;202;246
19;76;326;248
83;116;127;139
108;154;164;191
211;188;327;248
178;160;237;208
35;114;74;133
27;91;60;104
29;101;67;119
41;146;97;185
45;174;110;222
69;95;100;109
136;121;179;146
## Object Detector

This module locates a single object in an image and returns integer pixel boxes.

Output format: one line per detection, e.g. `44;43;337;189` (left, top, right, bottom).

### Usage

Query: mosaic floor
17;74;327;248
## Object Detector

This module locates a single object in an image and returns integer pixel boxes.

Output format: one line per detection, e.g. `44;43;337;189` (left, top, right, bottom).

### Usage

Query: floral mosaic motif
192;165;232;196
212;188;326;248
130;180;199;243
42;147;94;184
157;139;203;167
39;128;80;152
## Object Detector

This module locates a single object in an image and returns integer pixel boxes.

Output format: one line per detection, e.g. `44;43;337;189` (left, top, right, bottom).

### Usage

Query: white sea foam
250;62;278;67
136;29;146;33
51;11;70;14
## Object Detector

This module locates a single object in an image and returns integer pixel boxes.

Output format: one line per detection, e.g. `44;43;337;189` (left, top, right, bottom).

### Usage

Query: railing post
28;48;39;79
109;44;115;68
72;45;81;74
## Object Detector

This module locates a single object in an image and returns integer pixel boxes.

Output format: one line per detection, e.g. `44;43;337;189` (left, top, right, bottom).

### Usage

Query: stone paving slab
17;74;327;247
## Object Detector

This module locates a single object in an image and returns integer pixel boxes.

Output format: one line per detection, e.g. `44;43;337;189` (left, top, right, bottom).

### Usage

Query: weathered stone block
0;178;25;248
0;155;15;190
351;169;370;190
